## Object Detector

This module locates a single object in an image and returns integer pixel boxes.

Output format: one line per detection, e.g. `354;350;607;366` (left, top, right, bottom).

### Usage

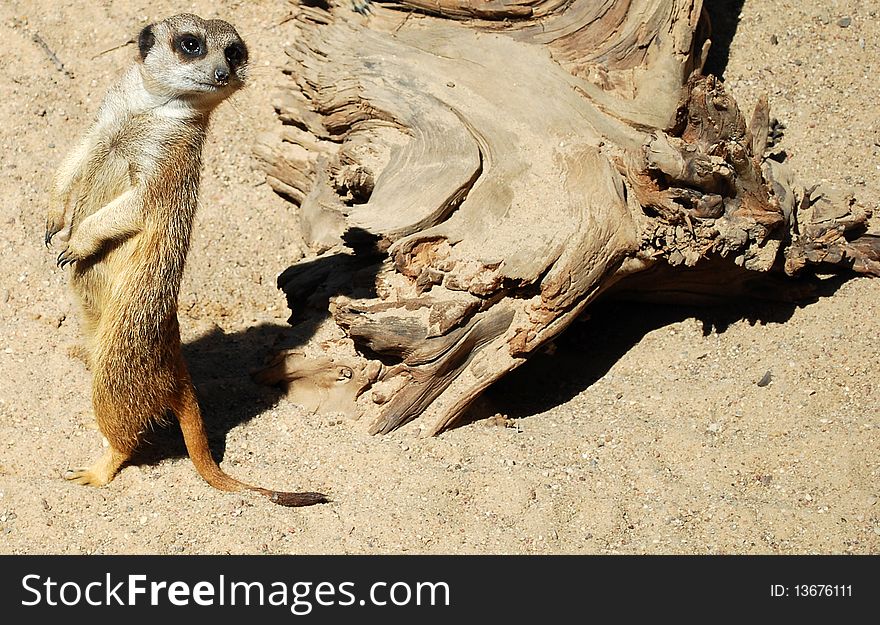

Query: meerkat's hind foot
64;468;109;486
64;447;129;487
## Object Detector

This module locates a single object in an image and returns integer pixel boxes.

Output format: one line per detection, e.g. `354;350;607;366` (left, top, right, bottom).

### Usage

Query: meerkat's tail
173;378;328;507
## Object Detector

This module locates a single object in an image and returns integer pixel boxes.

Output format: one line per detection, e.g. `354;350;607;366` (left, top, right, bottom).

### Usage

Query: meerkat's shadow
131;322;305;466
276;227;384;326
130;227;383;467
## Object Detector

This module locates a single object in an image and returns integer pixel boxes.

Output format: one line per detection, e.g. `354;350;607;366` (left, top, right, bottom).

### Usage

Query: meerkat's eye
177;35;203;57
225;43;246;68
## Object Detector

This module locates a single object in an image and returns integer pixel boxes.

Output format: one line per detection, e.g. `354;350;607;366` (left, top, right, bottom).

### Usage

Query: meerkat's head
136;14;248;111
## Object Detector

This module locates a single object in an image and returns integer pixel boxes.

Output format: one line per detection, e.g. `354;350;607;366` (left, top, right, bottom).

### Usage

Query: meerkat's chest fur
63;69;208;320
75;66;207;238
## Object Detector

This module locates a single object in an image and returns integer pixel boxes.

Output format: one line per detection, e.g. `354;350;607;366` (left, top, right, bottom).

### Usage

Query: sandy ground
0;0;877;555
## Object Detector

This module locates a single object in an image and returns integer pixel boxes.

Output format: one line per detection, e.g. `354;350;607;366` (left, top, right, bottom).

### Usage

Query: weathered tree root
254;0;877;435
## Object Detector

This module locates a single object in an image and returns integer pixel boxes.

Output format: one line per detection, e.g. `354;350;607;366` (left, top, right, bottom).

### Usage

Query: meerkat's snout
214;67;230;85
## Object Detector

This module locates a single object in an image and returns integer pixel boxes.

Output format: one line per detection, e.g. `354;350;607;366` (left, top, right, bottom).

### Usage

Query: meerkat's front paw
45;209;72;248
56;235;98;268
56;245;83;268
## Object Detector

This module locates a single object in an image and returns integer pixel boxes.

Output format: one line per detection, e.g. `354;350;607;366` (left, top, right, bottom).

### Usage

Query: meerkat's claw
57;242;88;267
45;222;59;248
57;249;74;268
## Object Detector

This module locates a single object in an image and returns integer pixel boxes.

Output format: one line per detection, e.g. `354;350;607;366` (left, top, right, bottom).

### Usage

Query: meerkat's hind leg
64;445;130;487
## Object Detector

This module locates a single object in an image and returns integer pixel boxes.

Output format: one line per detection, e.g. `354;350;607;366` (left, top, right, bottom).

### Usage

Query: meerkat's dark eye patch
138;24;155;61
175;34;205;58
224;43;247;68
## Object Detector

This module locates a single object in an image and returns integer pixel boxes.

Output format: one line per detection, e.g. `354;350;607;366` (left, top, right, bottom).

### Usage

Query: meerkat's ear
138;24;155;61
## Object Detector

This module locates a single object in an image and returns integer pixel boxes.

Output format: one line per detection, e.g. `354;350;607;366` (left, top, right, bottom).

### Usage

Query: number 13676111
795;585;852;597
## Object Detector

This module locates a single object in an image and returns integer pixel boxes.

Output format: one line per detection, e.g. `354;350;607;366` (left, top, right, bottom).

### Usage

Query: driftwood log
253;0;879;436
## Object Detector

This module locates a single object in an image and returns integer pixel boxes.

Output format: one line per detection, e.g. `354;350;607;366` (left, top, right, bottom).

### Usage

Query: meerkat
44;14;327;507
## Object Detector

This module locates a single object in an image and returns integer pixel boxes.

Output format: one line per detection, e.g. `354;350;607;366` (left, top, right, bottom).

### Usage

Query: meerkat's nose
214;67;230;85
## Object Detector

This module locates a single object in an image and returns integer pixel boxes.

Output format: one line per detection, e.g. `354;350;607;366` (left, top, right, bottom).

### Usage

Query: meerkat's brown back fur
46;14;326;507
